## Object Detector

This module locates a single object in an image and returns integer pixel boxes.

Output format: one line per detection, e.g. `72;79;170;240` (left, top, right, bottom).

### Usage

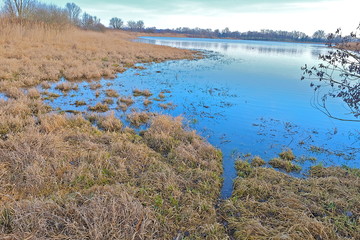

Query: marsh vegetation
0;1;359;239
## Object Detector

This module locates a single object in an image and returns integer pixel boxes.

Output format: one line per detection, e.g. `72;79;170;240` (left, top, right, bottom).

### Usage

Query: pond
41;37;360;198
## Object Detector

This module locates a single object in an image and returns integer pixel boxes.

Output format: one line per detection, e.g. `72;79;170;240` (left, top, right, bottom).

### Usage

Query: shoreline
1;23;359;239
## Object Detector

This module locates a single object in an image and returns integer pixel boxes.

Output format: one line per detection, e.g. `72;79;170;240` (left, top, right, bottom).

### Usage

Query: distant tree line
1;0;106;31
150;27;336;43
109;18;151;32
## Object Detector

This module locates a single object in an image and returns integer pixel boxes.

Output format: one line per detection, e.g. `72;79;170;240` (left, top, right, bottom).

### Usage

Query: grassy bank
0;96;226;239
0;19;227;239
221;156;360;239
1;19;359;240
0;18;196;96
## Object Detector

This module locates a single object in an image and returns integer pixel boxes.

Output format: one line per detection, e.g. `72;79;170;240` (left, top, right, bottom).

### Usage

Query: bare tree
109;17;123;29
65;2;81;25
312;30;326;41
81;12;105;31
31;2;69;26
2;0;36;18
136;20;144;31
127;20;137;31
302;25;360;121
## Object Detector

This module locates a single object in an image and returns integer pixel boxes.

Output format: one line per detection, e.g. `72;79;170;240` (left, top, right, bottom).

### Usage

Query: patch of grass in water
222;152;360;240
88;103;109;112
133;89;152;97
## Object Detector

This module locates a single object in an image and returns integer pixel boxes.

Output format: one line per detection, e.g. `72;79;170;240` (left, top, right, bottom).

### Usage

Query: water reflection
137;37;324;57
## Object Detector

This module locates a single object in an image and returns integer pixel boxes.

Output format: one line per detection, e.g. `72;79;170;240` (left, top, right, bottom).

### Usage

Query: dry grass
88;102;109;112
40;81;51;89
0;18;195;96
144;99;153;106
55;82;78;92
74;100;86;106
97;111;123;132
159;102;176;110
127;112;154;127
0;98;226;239
133;89;153;97
269;157;301;172
26;88;40;99
89;82;102;90
0;18;226;239
118;96;134;106
221;158;360;240
336;42;360;51
158;92;166;99
105;89;119;98
269;149;301;172
103;98;114;105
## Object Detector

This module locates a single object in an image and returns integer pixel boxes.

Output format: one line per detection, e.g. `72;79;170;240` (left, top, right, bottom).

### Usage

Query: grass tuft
88;103;109;112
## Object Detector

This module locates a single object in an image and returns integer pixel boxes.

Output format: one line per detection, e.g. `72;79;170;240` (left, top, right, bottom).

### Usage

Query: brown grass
0;97;226;239
159;102;176;110
133;89;153;97
221;158;360;240
88;102;109;112
127;112;154;127
26;88;40;99
269;149;301;172
144;99;153;106
97;111;123;132
336;42;360;51
89;82;102;90
118;96;134;106
55;82;78;92
0;18;195;96
74;100;86;106
105;89;119;98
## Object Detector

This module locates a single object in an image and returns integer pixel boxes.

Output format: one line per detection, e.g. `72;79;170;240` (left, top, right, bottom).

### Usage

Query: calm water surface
42;37;359;198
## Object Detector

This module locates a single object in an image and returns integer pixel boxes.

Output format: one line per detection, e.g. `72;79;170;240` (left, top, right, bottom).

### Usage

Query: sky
42;0;359;35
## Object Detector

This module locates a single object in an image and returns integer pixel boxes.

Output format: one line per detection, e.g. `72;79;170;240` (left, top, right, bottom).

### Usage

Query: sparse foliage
81;12;105;31
312;30;326;41
302;25;360;121
109;17;123;29
2;0;36;18
65;2;81;25
126;20;145;32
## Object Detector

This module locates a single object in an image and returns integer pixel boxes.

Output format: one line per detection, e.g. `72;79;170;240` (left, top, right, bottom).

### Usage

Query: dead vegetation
118;96;134;106
127;112;154;127
221;157;360;240
55;82;78;92
0;97;225;239
133;89;153;97
88;102;109;112
159;102;176;110
269;149;301;172
0;18;195;96
105;89;119;98
144;99;153;106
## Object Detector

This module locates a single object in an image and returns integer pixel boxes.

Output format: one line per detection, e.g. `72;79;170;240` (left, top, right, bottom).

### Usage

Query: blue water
40;37;359;198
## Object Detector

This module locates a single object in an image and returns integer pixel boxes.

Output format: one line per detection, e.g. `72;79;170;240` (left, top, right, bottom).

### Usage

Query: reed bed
0;18;195;95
